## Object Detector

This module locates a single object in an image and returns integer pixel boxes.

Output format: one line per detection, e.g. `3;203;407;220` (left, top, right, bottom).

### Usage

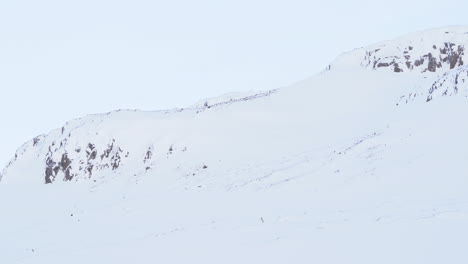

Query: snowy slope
1;27;468;264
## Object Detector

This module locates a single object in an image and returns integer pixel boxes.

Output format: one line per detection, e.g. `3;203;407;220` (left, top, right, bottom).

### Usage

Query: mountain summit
329;26;468;73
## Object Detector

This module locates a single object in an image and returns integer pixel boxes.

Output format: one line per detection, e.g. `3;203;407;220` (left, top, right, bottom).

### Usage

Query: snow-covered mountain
1;27;468;264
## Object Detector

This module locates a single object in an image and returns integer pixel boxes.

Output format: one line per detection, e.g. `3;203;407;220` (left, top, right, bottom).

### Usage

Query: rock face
328;27;468;74
361;42;465;73
0;90;279;184
6;118;132;184
325;26;468;106
426;65;468;101
43;139;125;184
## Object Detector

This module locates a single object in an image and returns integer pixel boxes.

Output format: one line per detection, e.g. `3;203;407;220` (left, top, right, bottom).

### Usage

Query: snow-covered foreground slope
2;27;468;263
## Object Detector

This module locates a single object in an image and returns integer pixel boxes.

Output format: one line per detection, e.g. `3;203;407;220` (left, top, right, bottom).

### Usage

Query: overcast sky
1;0;468;168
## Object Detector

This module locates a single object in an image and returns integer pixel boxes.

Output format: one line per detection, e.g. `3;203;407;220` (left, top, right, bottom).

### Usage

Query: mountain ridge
328;25;468;73
4;26;468;184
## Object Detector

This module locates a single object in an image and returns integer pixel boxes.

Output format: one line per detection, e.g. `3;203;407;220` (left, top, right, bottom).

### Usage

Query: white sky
1;0;468;168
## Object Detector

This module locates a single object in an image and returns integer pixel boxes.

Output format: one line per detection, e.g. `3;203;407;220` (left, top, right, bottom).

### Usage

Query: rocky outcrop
42;138;127;184
328;27;468;74
427;65;468;102
361;43;465;73
396;65;468;105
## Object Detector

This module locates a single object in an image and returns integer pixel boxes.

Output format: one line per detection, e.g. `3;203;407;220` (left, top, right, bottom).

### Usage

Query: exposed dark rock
426;66;468;102
394;64;403;72
168;145;174;154
86;164;94;176
414;58;425;67
406;61;412;69
377;62;392;68
361;41;465;73
45;157;57;184
33;137;41;146
110;149;122;170
101;140;115;160
427;53;437;72
144;146;153;163
59;153;74;181
86;144;97;160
